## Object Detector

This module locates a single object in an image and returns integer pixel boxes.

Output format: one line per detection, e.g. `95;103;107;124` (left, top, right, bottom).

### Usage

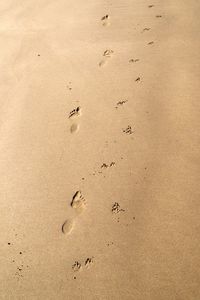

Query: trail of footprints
99;5;163;66
6;2;163;283
62;4;163;277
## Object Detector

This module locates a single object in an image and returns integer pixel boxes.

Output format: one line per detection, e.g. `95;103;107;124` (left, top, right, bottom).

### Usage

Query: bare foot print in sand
99;49;114;67
68;107;81;134
62;219;74;236
61;191;87;237
71;191;86;213
101;14;110;26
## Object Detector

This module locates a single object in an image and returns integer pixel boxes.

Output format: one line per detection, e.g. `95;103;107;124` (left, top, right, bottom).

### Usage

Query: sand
0;0;200;299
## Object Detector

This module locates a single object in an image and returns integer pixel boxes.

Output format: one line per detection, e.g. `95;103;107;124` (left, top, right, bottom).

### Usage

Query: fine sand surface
0;0;200;299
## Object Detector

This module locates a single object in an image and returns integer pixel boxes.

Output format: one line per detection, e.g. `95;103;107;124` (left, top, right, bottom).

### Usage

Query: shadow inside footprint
99;60;107;67
103;49;114;57
101;14;109;21
69;107;81;119
142;27;151;33
71;191;86;212
62;219;74;235
70;123;79;134
129;58;139;63
101;14;110;26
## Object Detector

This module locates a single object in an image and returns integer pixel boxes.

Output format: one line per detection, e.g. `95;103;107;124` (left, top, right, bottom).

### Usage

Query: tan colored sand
0;0;200;299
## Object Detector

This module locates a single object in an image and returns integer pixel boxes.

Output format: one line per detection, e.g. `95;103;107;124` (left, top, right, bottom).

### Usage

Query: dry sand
0;0;200;299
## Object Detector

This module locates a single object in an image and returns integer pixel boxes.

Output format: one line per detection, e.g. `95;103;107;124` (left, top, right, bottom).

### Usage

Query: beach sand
0;0;200;299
